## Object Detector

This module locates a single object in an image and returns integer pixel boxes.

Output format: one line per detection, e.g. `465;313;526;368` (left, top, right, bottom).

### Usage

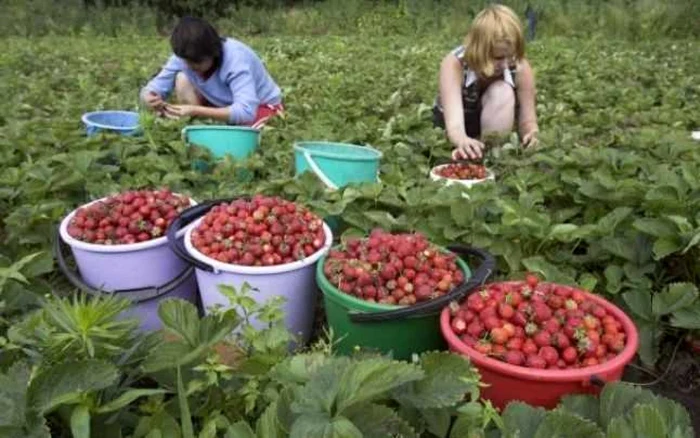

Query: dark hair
170;16;223;63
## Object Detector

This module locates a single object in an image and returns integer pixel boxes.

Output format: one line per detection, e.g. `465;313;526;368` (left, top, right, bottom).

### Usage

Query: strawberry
451;317;467;335
533;330;552;348
562;346;578;364
539;346;559;366
526;273;539;288
491;327;509;345
526;354;547;369
504;350;525;366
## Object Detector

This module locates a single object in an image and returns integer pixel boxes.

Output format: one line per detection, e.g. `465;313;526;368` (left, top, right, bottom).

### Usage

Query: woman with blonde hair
433;4;539;160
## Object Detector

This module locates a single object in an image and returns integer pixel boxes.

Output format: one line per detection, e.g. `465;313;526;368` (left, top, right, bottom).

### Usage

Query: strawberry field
1;16;700;438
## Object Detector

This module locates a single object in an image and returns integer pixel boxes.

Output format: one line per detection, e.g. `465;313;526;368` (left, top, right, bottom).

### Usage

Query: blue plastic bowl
82;111;141;136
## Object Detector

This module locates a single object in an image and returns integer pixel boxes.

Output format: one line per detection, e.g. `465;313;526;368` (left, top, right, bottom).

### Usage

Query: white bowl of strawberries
430;162;495;189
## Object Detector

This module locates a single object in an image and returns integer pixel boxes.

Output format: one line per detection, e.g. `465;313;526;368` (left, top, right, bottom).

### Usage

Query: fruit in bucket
448;274;628;369
322;229;465;305
435;162;488;180
66;188;190;245
190;195;326;267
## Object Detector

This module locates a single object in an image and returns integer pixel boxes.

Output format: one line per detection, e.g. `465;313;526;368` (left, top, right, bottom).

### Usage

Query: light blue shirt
142;37;282;124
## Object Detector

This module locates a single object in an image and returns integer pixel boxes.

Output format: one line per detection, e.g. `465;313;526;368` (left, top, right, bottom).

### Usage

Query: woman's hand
164;104;199;119
521;129;539;148
144;91;164;110
451;135;485;160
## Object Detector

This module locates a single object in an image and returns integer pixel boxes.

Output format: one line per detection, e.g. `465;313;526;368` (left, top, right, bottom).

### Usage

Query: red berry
504;350;525;366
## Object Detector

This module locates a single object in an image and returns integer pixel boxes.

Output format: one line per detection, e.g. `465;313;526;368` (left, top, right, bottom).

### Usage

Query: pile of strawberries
190;195;326;267
448;275;628;369
66;189;190;245
323;229;465;305
435;163;488;180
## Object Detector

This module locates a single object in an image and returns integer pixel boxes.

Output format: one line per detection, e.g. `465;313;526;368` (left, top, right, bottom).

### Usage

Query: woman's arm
439;53;467;145
140;55;182;102
515;58;539;144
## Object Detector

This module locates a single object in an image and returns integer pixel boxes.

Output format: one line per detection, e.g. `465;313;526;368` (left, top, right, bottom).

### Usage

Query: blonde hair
463;4;525;78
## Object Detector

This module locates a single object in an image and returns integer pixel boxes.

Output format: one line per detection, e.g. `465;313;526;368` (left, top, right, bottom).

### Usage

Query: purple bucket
180;217;333;345
56;195;200;332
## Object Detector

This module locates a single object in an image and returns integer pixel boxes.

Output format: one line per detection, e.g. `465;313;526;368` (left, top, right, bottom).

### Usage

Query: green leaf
601;238;637;262
629;404;667;438
651;283;698;316
256;400;282;438
0;361;30;429
606;417;635;438
226;421;256;438
577;273;598;292
70;405;91;438
293;358;350;415
394;351;478;410
622;288;653;321
177;367;194;438
502;402;546;438
336;357;424;413
290;414;362;438
669;302;700;329
632;218;677;238
681;230;700;253
559;394;600;425
28;360;119;415
533;410;604;438
521;256;575;284
653;396;693;432
421;408;451;437
599;383;656;429
141;341;192;373
548;224;579;242
362;210;398;230
637;321;662;367
344;403;419;438
604;265;624;294
96;389;169;414
158;299;201;346
269;353;330;385
652;238;683;260
596;208;633;235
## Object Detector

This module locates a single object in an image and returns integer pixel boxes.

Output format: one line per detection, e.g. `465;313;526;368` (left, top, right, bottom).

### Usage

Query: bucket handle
166;198;238;273
53;226;194;303
303;150;338;191
347;245;496;323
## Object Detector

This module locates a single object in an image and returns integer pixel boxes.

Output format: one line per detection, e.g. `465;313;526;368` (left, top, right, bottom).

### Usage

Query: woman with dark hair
140;17;283;128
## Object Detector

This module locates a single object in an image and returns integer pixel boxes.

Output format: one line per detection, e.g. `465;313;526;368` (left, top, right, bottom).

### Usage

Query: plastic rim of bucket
182;125;261;145
293;142;383;191
81;110;140;132
430;164;496;189
440;282;639;383
318;244;496;322
183;125;261;134
59;194;196;254
181;217;333;275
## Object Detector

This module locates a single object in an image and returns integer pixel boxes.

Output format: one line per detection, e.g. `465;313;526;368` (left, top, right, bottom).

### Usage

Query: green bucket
293;141;382;190
183;125;261;160
317;245;495;360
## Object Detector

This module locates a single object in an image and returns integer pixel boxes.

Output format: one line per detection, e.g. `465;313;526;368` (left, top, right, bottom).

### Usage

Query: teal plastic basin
183;125;261;160
293;141;382;190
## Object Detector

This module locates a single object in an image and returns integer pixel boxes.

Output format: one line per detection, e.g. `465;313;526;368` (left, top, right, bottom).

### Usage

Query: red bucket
440;282;639;409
